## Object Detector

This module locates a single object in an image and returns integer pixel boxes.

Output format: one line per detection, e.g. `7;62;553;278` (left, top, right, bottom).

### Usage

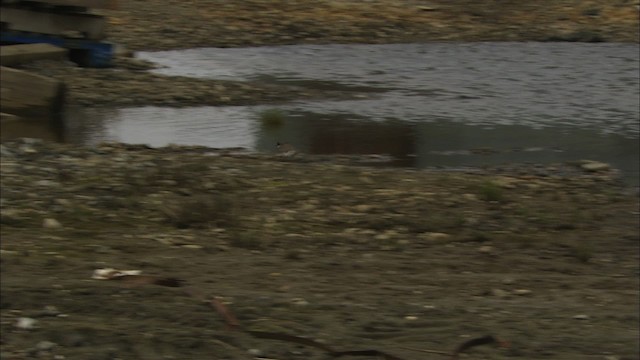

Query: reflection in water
5;104;640;186
4;43;638;186
63;106;257;148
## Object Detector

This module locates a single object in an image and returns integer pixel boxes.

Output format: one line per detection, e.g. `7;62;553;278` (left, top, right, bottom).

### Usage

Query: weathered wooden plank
0;43;68;66
1;7;107;40
0;0;118;10
0;66;66;118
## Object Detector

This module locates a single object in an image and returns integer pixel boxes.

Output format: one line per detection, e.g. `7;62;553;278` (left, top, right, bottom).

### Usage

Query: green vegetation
477;181;506;202
162;194;234;229
258;108;286;128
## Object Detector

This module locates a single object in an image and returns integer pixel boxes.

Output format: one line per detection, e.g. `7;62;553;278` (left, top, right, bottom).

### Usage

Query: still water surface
66;43;639;184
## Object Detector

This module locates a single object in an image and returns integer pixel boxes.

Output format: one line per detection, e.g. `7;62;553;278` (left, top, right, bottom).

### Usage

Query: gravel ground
1;139;638;360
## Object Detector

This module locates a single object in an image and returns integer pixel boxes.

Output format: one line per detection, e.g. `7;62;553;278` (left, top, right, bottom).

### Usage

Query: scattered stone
15;317;38;330
580;160;610;172
374;233;391;241
35;180;59;187
0;145;14;157
181;244;203;249
36;341;57;351
353;204;374;212
493;176;519;189
491;288;509;298
247;348;262;356
478;245;493;253
573;314;590;320
36;305;61;317
513;289;532;296
43;218;62;229
420;232;450;241
462;193;478;201
291;298;309;306
404;315;419;321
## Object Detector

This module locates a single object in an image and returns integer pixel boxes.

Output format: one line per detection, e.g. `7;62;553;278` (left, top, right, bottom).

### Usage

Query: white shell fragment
92;268;142;280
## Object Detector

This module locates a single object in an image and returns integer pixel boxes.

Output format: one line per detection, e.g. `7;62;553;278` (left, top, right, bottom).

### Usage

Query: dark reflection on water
4;104;639;186
255;110;639;185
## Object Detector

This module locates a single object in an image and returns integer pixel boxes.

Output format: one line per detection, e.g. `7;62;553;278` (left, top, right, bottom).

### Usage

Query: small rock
491;288;509;298
247;348;262;356
353;204;374;212
580;160;610;172
478;245;493;253
573;314;590;320
502;278;515;285
43;218;62;229
290;298;309;306
35;180;59;187
36;341;57;351
420;232;450;241
0;145;14;157
15;317;37;330
404;315;419;321
19;145;37;154
181;244;203;249
37;305;61;317
54;199;72;207
462;193;477;201
513;289;532;296
374;233;391;241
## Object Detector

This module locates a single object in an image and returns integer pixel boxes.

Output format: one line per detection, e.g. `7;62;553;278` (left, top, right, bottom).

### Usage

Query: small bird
276;142;296;156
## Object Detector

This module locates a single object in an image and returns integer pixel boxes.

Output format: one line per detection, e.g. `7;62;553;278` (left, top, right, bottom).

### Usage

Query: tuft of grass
582;7;601;16
477;181;506;202
162;194;234;229
546;29;605;43
229;231;264;250
571;241;595;263
258;108;286;128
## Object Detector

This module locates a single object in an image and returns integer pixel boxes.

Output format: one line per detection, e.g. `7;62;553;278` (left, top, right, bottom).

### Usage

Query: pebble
43;218;62;229
0;145;14;157
247;348;262;356
404;315;418;320
34;179;59;188
580;160;610;172
478;245;493;253
573;314;590;320
420;232;450;241
15;317;38;330
37;305;61;317
491;288;509;298
290;298;309;306
36;341;57;351
513;289;532;296
181;244;203;249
